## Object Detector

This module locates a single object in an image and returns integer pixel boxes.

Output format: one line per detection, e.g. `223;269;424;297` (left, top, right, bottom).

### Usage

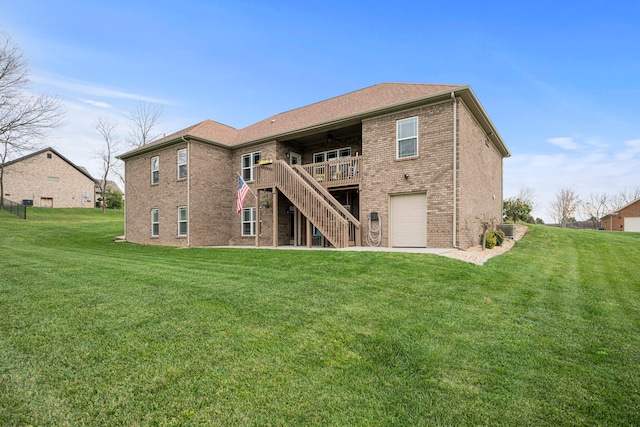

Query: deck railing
255;160;356;248
300;156;363;188
293;165;361;245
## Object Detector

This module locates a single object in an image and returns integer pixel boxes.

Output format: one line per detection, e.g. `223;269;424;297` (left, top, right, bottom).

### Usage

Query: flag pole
237;172;257;199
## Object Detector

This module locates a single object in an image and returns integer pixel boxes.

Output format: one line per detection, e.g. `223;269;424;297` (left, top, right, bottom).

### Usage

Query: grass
1;208;639;426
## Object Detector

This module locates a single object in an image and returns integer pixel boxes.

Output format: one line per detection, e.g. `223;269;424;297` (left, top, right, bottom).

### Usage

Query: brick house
1;147;96;208
117;83;510;249
600;198;640;232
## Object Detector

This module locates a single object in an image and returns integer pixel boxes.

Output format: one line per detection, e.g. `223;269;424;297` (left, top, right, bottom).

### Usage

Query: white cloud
546;137;580;150
32;73;172;105
81;99;112;108
505;137;640;222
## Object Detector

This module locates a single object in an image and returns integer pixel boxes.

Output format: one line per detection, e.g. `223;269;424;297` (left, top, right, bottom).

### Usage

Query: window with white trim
242;207;257;236
397;117;418;159
177;148;187;179
151;209;159;237
178;206;188;236
313;147;351;163
242;152;261;181
151;156;159;184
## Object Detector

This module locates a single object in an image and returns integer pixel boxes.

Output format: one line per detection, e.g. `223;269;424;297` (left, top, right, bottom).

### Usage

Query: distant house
118;82;510;249
1;147;96;208
600;198;640;232
95;180;123;207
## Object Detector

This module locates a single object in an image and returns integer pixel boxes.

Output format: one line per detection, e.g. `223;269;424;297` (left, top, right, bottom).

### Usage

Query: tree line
504;187;640;229
0;30;163;212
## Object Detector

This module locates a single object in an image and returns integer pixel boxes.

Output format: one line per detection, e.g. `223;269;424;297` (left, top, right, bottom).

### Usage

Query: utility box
498;223;515;239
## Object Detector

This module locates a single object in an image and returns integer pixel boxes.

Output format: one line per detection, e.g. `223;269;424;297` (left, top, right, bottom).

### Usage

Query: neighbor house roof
2;147;96;182
118;82;510;159
95;179;123;194
600;197;640;220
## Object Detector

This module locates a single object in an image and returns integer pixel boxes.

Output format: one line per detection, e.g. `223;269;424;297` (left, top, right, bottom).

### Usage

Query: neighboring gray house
118;83;510;249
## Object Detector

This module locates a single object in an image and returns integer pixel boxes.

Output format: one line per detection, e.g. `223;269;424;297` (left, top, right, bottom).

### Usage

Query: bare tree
517;187;536;211
580;192;610;229
617;187;640;207
124;102;163;148
549;188;581;228
0;32;64;206
94;117;120;213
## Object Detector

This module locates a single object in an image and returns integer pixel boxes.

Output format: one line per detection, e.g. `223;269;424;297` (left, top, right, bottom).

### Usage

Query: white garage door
390;193;427;247
624;217;640;232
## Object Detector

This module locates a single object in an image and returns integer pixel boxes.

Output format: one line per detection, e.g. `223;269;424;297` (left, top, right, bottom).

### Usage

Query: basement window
242;207;256;236
151;209;159;237
178;206;188;236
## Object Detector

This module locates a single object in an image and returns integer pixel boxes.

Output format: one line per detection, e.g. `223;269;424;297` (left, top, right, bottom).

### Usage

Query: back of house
118;83;510;249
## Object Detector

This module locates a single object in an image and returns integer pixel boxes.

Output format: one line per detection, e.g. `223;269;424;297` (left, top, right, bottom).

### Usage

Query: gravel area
440;224;528;265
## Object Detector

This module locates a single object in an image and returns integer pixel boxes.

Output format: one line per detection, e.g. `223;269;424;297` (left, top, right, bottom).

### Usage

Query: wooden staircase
255;160;360;248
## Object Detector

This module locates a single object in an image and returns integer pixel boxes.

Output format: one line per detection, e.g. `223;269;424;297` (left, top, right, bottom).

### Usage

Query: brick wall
457;101;504;248
361;102;455;248
601;200;640;231
3;150;95;208
122;100;504;249
189;142;234;246
124;144;189;246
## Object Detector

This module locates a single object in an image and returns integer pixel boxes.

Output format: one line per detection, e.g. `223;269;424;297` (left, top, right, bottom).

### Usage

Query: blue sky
3;0;639;221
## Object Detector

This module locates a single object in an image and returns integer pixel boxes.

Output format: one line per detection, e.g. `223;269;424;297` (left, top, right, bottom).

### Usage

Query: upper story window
313;148;351;163
178;206;188;236
397;117;418;159
151;209;159;237
151;156;159;184
177;148;187;179
242;152;261;181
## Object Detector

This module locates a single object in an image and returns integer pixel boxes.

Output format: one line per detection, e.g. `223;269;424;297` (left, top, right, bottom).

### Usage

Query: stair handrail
292;165;360;228
266;160;350;248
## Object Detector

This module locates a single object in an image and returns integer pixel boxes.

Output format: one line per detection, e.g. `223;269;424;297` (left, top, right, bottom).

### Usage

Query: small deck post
272;187;278;248
255;189;260;247
293;206;298;246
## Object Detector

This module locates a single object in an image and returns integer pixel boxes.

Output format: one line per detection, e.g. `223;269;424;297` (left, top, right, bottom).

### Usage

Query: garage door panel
624;217;640;232
391;193;426;247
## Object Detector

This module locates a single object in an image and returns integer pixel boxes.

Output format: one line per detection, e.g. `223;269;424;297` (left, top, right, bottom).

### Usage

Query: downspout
451;92;458;248
182;136;191;247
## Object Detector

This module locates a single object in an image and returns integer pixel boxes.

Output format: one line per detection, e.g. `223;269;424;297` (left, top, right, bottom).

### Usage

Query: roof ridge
2;147;96;182
249;82;457;125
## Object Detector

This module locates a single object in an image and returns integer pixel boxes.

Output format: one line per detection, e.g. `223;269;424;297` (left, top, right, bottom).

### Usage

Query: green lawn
1;208;639;426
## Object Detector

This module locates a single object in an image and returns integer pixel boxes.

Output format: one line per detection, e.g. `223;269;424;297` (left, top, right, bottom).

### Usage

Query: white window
151;156;159;184
178;206;188;236
397;117;418;159
242;207;256;236
151;209;159;237
313;147;351;163
242;152;261;181
177;148;187;179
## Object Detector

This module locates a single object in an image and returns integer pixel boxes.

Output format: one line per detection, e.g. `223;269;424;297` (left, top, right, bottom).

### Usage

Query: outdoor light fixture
404;173;409;180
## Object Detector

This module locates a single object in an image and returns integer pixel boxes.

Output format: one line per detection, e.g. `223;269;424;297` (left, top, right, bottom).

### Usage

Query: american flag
237;176;250;214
